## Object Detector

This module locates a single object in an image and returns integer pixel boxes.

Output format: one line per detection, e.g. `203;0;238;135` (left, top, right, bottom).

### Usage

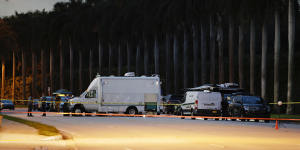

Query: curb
59;130;74;140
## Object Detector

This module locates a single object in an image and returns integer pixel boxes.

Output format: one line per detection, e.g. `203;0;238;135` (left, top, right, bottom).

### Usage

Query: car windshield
2;100;12;103
243;96;262;104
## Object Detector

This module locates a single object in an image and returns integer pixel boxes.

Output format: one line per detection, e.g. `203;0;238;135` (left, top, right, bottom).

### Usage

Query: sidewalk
0;118;73;150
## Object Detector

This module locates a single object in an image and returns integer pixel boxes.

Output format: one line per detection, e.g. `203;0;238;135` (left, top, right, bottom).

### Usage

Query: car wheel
191;110;195;120
180;109;185;119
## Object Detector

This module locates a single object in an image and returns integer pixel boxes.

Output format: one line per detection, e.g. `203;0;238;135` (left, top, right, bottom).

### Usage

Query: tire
126;107;138;115
180;110;185;119
73;106;83;116
191;110;195;120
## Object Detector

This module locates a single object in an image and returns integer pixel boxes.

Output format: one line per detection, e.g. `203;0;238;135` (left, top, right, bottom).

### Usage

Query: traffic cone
275;120;279;130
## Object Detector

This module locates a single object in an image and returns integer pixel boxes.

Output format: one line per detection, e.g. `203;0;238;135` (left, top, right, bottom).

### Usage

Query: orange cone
275;120;279;130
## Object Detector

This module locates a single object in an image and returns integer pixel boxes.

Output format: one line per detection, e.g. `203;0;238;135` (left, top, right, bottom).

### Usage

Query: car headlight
244;106;250;111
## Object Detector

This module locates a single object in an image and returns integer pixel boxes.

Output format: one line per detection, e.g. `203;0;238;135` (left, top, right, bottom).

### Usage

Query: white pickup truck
69;73;162;115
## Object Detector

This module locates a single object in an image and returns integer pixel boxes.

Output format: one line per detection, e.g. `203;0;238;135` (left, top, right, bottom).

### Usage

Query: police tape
2;99;181;106
2;99;300;105
1;110;300;122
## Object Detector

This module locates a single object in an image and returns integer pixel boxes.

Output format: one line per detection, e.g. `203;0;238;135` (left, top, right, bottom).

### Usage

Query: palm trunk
274;11;280;108
12;51;15;102
127;42;131;72
192;25;199;87
32;51;36;97
79;50;82;93
287;0;295;114
238;25;245;89
154;35;159;74
165;34;171;94
201;23;207;84
108;44;112;74
261;21;267;100
250;18;256;95
50;48;53;96
59;40;64;89
144;40;148;75
41;49;45;96
136;45;141;75
228;16;235;83
69;39;73;92
98;40;102;74
173;34;179;92
210;16;216;84
89;49;93;81
1;59;5;99
217;16;224;84
118;44;122;76
183;28;188;88
22;50;26;100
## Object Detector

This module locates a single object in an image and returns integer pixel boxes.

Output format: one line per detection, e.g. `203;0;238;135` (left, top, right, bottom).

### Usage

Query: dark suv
162;94;183;114
228;95;270;118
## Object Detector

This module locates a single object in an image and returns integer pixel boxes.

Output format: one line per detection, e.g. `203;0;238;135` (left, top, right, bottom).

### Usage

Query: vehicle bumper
194;109;221;116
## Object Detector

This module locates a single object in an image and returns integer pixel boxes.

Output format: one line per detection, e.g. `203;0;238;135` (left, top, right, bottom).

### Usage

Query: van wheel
73;106;83;116
126;107;138;115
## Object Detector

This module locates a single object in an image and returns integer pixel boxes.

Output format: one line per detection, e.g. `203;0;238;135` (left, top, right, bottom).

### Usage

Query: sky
0;0;69;17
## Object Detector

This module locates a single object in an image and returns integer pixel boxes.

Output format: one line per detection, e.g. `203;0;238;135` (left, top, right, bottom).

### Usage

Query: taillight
194;100;198;110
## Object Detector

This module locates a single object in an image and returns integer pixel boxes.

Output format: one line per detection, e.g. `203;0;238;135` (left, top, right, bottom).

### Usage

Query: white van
69;73;161;115
180;91;222;116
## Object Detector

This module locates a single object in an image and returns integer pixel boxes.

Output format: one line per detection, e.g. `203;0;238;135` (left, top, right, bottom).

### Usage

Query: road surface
2;108;300;150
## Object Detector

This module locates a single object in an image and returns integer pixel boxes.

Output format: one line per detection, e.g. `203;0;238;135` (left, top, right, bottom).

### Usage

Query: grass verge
0;114;60;136
271;114;300;119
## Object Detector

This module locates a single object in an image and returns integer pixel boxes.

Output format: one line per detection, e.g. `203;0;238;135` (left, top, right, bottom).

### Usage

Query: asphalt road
3;108;300;150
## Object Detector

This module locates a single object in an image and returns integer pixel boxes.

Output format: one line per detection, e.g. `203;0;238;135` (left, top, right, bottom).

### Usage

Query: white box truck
180;90;222;117
69;73;161;115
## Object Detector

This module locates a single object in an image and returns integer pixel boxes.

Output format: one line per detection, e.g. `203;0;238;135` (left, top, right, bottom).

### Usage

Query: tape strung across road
3;99;300;106
2;99;300;106
1;110;300;122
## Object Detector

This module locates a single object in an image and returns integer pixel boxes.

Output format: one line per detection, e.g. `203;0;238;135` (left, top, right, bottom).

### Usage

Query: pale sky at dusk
0;0;69;17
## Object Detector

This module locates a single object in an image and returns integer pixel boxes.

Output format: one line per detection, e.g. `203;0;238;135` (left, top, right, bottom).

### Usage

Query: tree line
0;0;299;114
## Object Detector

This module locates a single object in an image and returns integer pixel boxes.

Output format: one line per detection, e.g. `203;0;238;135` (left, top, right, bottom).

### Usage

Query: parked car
0;99;15;110
38;96;55;111
33;99;39;110
228;95;270;118
162;94;183;114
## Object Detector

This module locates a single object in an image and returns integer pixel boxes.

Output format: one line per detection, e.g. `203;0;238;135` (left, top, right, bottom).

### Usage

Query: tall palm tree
217;14;224;84
136;44;141;75
165;34;171;94
183;28;188;88
274;9;280;108
228;16;235;83
127;42;131;72
118;44;122;76
250;18;256;95
154;35;159;74
12;50;16;101
59;39;64;89
261;19;267;101
210;16;216;84
173;33;179;92
69;39;73;92
287;0;295;114
238;24;245;89
201;23;207;84
192;25;199;87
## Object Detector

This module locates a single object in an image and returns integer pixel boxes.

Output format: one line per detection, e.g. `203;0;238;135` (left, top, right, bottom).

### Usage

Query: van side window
85;90;96;98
